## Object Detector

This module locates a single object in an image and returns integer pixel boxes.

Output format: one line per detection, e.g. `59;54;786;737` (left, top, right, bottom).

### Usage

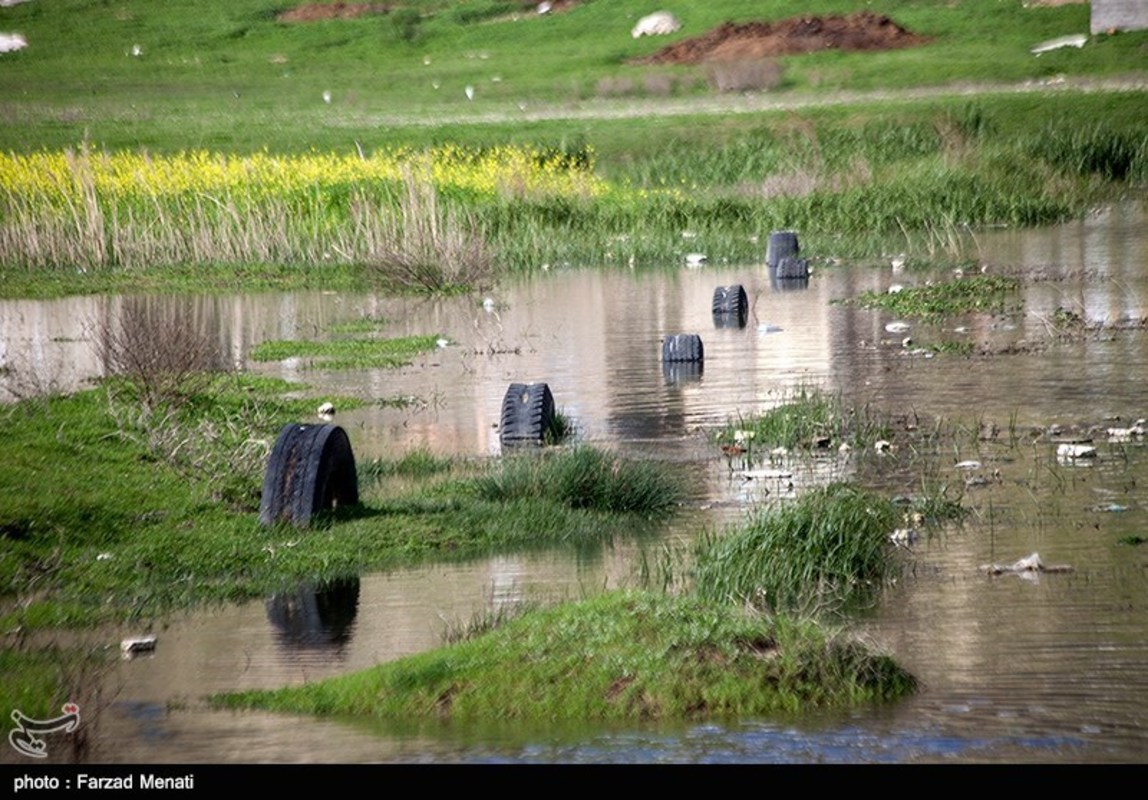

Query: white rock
632;11;681;38
0;32;27;53
885;321;911;333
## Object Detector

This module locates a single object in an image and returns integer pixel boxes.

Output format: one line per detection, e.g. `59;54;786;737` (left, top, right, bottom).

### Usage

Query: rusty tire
259;423;359;527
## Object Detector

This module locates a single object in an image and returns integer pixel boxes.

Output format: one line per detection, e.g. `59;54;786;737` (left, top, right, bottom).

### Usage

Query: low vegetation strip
250;334;441;370
212;591;917;721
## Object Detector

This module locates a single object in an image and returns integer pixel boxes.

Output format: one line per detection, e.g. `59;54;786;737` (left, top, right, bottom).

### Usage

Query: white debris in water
1057;443;1096;460
890;528;918;548
740;468;792;480
885;321;911;333
1107;419;1146;441
888;284;904;294
685;253;707;267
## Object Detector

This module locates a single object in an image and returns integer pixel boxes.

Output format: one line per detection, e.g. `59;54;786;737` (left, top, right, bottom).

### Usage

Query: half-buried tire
500;382;556;448
259;423;359;527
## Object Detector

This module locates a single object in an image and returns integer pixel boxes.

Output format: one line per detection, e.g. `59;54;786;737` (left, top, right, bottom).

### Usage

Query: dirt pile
631;12;931;65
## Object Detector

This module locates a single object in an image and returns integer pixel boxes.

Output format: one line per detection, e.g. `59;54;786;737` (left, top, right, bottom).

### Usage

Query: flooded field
2;203;1146;763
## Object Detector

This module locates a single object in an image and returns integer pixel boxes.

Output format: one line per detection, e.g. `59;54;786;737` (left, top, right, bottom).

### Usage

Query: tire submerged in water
766;230;800;268
712;284;749;327
259;423;359;527
500;382;556;448
661;333;704;363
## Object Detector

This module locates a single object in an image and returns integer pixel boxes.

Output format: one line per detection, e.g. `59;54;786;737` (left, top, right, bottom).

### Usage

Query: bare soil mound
631;12;931;65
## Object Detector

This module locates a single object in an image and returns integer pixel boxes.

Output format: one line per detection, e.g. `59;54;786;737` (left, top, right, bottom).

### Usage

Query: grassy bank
1;1;1144;153
213;590;917;722
0;377;684;633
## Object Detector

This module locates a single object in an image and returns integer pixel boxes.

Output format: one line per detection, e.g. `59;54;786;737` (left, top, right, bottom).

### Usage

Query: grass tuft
692;482;901;613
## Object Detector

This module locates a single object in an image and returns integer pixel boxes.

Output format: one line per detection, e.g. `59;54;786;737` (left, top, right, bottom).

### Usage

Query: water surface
3;205;1146;763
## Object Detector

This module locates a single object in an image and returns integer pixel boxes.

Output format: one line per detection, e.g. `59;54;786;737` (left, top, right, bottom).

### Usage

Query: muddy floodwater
2;203;1147;763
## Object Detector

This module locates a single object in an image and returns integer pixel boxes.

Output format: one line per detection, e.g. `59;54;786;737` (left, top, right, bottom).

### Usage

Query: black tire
775;255;810;280
712;285;748;316
766;230;800;268
661;333;704;363
259;423;359;527
712;284;749;328
500;382;556;447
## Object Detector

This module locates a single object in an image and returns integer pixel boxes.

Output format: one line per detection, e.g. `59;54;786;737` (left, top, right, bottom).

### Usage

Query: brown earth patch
631;12;931;65
276;3;393;23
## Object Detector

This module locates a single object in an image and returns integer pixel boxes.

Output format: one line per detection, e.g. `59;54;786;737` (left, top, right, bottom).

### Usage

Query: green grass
469;446;682;517
249;333;442;369
1;1;1143;154
211;590;917;722
0;379;684;631
692;482;902;614
715;386;891;453
0;2;1145;295
842;275;1024;319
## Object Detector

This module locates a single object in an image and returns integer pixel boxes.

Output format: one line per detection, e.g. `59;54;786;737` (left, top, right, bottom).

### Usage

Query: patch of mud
276;3;393;23
631;12;931;65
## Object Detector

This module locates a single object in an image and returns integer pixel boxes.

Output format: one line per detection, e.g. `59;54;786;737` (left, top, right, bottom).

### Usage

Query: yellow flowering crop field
0;144;606;205
0;144;611;276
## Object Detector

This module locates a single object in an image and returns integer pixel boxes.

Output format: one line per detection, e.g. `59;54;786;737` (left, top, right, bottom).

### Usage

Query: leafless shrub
366;166;496;293
642;72;675;97
706;58;783;93
595;75;636;97
93;298;226;409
